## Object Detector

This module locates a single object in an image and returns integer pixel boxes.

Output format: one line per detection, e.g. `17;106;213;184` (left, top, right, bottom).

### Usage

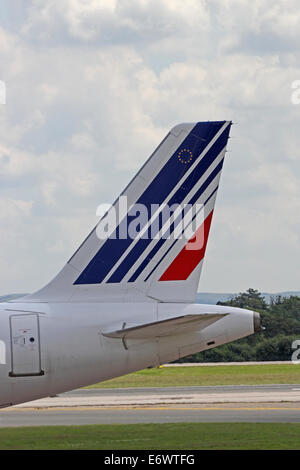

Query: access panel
9;314;44;377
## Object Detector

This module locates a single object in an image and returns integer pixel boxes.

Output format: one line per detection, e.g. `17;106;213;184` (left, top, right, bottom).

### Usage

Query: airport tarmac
1;384;300;426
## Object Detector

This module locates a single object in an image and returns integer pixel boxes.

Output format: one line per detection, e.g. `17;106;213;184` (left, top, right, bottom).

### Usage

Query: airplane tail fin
25;121;231;303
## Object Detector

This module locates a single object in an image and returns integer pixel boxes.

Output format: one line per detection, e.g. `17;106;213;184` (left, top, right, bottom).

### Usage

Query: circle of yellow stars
178;148;193;164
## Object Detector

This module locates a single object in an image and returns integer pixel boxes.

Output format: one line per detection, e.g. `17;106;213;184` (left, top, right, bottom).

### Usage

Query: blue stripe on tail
74;121;227;285
107;133;229;284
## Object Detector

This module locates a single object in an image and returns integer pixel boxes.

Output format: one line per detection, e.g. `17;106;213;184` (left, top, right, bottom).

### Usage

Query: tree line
180;288;300;362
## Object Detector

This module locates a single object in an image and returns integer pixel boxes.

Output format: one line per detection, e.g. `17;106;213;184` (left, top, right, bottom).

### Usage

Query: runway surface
1;384;300;427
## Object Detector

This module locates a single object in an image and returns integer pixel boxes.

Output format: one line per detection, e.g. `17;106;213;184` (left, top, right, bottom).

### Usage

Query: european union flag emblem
178;148;193;164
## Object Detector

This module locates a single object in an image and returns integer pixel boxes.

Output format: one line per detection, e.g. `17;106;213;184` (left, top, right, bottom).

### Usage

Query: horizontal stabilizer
103;313;227;340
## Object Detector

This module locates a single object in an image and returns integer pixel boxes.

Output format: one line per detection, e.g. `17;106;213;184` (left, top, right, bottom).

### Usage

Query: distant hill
196;291;300;305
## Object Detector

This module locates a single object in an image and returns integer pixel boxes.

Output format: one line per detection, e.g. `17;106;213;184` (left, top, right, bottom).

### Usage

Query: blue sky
0;0;299;294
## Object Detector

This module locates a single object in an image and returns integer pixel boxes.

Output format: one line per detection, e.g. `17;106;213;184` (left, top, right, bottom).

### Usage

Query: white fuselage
0;301;257;407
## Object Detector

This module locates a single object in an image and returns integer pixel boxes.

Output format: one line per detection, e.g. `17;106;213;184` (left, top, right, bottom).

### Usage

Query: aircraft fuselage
0;301;258;407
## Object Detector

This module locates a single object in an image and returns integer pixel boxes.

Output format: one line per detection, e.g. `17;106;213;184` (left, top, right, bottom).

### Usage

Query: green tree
179;290;300;363
217;288;267;311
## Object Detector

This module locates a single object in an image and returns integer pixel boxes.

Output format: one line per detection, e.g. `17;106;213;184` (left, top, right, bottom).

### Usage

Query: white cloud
211;0;300;51
0;197;33;220
0;1;299;294
21;0;210;45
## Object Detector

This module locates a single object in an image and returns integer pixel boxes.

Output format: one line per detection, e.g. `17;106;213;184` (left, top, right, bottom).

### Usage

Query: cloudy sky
0;0;299;295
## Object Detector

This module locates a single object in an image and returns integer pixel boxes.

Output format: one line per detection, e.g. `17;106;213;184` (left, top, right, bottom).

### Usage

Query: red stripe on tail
159;210;214;281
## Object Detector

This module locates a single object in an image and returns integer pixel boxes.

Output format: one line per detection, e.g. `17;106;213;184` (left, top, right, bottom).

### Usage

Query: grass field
2;365;299;450
0;423;299;449
86;364;300;388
